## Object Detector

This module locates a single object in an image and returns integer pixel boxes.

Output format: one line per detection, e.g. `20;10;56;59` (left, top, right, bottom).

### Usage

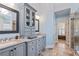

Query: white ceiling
29;3;79;13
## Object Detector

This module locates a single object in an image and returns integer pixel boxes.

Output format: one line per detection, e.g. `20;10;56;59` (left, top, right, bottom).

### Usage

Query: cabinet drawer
37;39;42;45
36;36;46;55
28;40;36;46
36;39;42;55
36;48;41;55
37;39;42;48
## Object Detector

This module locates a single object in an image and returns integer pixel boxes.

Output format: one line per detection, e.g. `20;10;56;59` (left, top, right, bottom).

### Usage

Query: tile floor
40;39;79;56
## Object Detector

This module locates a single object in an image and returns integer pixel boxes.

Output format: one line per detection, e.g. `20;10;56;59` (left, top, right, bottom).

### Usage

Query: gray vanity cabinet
0;43;26;56
36;35;46;55
0;49;10;56
18;3;36;37
26;40;37;56
16;43;26;56
42;36;46;51
0;46;16;56
26;35;46;56
37;38;42;55
0;35;46;56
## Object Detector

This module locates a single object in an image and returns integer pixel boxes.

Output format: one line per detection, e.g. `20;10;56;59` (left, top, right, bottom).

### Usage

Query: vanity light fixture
35;15;40;20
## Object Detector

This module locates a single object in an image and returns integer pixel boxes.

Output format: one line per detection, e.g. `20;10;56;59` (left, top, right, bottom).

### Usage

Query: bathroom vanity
0;34;46;56
0;3;46;56
0;43;26;56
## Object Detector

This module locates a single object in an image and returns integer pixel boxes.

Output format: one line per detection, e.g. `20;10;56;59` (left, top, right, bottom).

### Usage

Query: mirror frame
35;19;39;32
0;4;19;34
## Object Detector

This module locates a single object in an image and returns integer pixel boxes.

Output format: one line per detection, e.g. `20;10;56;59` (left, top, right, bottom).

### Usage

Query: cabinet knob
11;50;13;51
32;48;33;50
14;48;16;50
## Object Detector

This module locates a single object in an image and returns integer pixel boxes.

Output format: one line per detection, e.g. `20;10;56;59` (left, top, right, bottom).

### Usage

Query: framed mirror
0;4;19;33
35;19;39;32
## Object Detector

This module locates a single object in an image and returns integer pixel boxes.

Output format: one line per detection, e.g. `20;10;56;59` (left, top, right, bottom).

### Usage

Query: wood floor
40;39;79;56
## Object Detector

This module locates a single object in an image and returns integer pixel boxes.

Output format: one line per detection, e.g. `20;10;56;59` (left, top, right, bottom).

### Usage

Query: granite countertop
0;34;45;50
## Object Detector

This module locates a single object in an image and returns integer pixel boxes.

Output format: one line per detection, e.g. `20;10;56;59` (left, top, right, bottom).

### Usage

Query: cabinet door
42;36;46;50
0;46;17;56
44;36;46;48
24;4;36;38
27;40;37;56
0;50;9;56
16;43;26;56
0;46;16;56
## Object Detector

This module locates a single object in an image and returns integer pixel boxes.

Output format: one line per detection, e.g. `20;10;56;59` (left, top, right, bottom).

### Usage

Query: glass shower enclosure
71;12;79;51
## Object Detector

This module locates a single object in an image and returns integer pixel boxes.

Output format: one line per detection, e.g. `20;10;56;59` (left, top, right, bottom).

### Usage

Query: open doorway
55;8;71;41
57;20;66;40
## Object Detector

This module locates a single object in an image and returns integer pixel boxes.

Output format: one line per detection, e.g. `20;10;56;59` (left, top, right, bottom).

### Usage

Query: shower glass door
72;13;79;50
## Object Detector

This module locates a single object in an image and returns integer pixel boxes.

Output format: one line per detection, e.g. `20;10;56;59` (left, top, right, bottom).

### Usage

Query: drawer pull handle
32;48;33;50
14;48;16;50
11;50;13;51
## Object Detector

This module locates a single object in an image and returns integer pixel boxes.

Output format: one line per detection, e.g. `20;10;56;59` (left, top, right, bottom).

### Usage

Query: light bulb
35;15;40;19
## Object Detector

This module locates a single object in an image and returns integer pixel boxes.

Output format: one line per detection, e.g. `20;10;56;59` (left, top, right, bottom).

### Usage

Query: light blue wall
29;3;79;48
45;11;56;48
29;3;57;48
